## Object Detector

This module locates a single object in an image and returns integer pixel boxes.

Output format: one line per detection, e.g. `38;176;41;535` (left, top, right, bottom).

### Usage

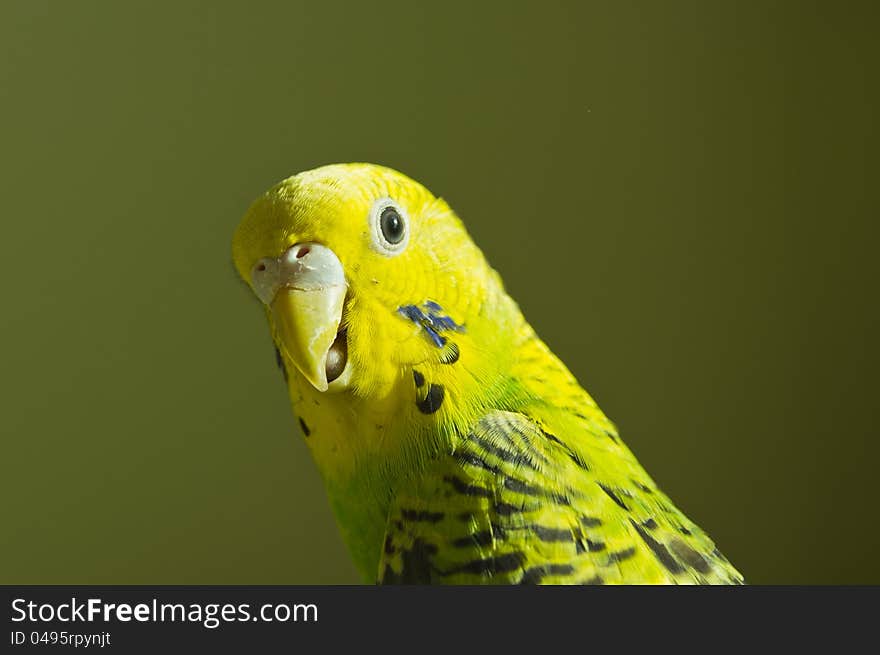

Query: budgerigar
231;163;743;584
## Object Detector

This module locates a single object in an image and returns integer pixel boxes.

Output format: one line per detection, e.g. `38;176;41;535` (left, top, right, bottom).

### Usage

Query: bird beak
265;243;349;392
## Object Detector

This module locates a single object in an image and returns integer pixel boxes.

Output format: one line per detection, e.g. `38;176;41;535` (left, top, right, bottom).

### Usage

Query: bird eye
380;207;404;244
369;198;409;255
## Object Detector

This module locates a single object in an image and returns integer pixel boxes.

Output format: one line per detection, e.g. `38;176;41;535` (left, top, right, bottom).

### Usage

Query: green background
1;1;877;584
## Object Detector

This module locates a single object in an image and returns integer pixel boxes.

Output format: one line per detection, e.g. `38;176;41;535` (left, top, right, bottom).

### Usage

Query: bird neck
293;283;539;581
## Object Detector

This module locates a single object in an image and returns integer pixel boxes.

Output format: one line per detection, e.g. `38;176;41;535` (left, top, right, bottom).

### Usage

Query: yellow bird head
232;163;513;411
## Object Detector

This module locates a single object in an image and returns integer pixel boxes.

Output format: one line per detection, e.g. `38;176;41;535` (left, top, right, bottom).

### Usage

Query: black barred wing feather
378;410;743;585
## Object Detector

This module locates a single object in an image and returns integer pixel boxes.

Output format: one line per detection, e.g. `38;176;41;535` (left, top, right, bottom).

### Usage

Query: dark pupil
380;207;404;244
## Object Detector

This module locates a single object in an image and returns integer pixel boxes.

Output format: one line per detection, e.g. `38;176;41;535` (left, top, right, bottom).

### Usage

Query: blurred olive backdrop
1;1;877;585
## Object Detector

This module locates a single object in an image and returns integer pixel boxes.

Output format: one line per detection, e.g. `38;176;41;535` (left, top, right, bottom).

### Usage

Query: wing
378;410;743;584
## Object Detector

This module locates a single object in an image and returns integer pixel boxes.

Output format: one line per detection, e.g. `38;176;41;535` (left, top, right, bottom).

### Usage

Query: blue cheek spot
424;325;447;348
398;305;423;323
397;301;465;348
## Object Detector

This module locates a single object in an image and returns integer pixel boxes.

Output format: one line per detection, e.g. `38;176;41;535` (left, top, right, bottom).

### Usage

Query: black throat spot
416;384;445;415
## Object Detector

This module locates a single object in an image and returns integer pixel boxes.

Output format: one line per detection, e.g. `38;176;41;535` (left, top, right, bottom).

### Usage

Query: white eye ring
369;197;410;256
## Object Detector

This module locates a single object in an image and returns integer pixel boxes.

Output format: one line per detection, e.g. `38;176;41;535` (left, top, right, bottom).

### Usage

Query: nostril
295;246;310;259
256;263;267;272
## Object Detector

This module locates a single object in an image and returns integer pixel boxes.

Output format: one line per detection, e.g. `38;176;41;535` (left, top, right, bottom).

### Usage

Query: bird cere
232;163;743;585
